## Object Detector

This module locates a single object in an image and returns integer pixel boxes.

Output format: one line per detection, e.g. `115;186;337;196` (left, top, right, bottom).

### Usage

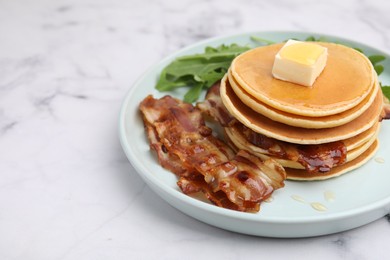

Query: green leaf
382;85;390;100
184;83;203;103
250;36;275;45
374;64;384;76
353;47;364;53
201;69;227;88
155;69;194;91
305;36;316;41
368;55;386;65
304;36;328;42
178;44;250;61
155;44;250;102
164;59;231;79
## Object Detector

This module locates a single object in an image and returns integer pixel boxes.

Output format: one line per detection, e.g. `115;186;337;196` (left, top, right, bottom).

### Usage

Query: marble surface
1;0;390;259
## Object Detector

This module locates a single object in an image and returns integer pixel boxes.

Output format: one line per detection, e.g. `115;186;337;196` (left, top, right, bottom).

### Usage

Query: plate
119;31;390;237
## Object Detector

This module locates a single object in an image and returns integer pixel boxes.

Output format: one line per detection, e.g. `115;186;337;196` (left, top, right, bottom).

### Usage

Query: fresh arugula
381;84;390;100
250;36;276;45
155;36;389;102
156;44;250;103
369;55;386;76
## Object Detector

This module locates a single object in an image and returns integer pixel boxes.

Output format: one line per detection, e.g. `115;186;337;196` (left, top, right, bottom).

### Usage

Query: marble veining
331;234;352;259
1;0;390;259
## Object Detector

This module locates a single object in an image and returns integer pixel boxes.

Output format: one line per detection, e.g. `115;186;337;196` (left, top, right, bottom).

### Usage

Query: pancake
224;121;379;169
227;69;379;129
220;74;384;144
212;40;384;181
230;42;375;117
286;140;379;181
343;121;380;150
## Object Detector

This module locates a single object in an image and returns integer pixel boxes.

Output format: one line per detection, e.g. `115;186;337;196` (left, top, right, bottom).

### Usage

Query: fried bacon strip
208;150;285;210
177;174;245;211
381;95;390;121
177;149;286;211
197;82;347;173
139;95;286;212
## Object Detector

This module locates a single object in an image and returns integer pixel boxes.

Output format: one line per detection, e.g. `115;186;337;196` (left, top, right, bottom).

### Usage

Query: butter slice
272;39;328;87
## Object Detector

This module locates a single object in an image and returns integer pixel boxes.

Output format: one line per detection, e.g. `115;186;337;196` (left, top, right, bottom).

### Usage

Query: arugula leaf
305;36;328;42
305;36;316;42
162;59;231;79
178;44;251;61
250;36;275;45
156;44;250;102
368;55;386;76
184;82;203;103
374;64;384;76
353;47;364;53
369;55;386;65
381;84;390;100
156;69;192;91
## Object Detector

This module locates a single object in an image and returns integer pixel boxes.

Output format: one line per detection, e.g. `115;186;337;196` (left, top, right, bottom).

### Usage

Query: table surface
1;0;390;259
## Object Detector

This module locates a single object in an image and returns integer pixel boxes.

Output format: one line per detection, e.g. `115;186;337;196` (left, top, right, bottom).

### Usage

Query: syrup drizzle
375;157;385;164
291;190;335;212
324;191;335;202
311;202;327;212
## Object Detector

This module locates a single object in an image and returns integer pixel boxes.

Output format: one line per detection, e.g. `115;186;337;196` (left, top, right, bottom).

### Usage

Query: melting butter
279;41;325;66
272;39;328;87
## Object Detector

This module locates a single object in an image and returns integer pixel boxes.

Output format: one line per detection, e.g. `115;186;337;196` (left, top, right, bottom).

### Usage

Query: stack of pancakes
220;42;384;180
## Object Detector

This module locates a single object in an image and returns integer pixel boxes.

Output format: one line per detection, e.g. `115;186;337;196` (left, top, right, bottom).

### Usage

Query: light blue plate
119;32;390;237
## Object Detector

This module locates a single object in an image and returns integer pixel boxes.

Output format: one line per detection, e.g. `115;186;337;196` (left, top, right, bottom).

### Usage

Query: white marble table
1;0;390;259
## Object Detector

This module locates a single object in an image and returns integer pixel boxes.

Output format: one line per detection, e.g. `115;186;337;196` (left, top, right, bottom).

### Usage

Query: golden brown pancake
220;74;384;144
230;42;375;116
343;121;380;150
216;41;384;181
227;70;379;129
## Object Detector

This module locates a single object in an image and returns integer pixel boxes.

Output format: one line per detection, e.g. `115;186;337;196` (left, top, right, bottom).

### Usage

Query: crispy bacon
206;150;285;211
197;83;347;173
178;150;285;212
177;173;246;211
197;82;235;126
143;122;189;176
139;94;286;212
381;95;390;121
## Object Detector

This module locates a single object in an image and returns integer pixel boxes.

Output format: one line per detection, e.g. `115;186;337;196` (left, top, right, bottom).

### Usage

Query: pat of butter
272;39;328;87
